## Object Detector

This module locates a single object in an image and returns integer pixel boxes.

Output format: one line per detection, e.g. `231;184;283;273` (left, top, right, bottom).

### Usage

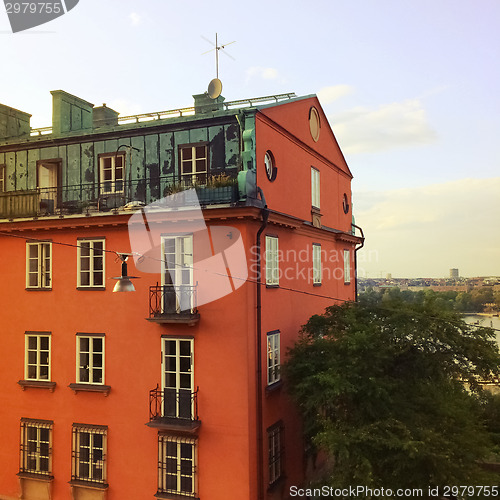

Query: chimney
93;104;119;128
0;103;31;141
193;93;225;114
51;90;94;135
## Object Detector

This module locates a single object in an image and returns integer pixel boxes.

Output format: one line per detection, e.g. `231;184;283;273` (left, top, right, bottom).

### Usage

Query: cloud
129;12;142;26
105;99;143;117
354;178;500;278
245;66;280;81
317;85;354;104
330;99;437;154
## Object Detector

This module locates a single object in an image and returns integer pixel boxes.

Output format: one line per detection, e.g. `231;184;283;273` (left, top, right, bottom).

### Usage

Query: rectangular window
25;333;51;381
344;249;351;284
158;435;197;497
267;331;280;386
313;244;322;285
26;242;51;289
311;167;320;209
78;239;105;288
20;418;53;476
0;164;5;192
268;422;284;486
265;236;279;286
179;144;208;185
99;154;124;194
77;335;105;385
72;424;107;485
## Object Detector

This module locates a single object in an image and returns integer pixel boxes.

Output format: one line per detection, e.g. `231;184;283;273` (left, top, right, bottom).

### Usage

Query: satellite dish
207;78;223;99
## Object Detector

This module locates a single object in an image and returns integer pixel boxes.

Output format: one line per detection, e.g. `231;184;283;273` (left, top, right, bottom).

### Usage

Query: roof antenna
201;33;235;99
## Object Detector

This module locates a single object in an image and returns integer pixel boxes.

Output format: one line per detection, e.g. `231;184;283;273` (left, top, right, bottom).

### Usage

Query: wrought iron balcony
147;385;200;432
0;177;239;219
148;284;200;325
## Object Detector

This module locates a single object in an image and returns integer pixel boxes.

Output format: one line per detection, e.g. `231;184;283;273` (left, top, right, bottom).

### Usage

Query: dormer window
179;144;208;185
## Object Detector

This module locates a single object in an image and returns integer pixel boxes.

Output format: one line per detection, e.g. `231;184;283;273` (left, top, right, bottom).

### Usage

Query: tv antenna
201;33;236;79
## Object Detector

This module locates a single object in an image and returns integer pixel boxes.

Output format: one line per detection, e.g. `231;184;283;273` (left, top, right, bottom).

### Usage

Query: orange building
0;90;362;500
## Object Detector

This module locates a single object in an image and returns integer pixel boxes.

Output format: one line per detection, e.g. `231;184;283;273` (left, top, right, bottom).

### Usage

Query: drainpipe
255;187;269;500
352;224;365;301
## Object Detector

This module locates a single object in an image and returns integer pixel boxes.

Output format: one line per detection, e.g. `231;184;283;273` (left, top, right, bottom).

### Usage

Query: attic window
309;107;321;142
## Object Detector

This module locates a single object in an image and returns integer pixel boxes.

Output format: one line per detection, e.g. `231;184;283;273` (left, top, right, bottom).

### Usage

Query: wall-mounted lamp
112;254;139;292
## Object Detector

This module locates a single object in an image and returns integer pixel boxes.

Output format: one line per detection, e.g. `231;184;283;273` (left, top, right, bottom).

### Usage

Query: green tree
284;299;500;495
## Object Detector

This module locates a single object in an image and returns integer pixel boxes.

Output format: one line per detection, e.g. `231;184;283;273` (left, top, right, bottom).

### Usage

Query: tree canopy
284;298;500;494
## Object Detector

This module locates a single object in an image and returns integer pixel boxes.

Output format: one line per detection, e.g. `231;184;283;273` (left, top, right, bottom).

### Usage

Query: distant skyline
1;0;498;278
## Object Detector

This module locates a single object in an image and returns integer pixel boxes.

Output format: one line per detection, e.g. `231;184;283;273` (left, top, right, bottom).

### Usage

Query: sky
0;0;498;278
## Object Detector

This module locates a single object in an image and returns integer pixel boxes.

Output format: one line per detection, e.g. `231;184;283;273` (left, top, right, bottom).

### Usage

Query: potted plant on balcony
195;174;238;204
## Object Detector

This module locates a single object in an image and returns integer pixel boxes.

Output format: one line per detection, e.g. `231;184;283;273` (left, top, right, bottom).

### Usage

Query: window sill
344;281;351;285
268;474;286;493
313;282;322;287
76;287;106;291
25;287;52;291
18;380;56;392
17;472;54;481
265;380;282;395
68;383;111;396
155;492;199;500
266;284;279;289
69;479;108;490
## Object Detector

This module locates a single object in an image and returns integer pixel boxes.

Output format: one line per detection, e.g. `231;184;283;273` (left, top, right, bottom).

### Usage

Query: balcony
0;177;239;220
148;284;200;325
147;385;200;432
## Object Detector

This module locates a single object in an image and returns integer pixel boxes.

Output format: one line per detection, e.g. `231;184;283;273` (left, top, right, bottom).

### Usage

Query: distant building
450;268;459;279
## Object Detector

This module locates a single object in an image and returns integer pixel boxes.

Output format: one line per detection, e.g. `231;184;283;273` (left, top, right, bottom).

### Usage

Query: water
463;314;500;347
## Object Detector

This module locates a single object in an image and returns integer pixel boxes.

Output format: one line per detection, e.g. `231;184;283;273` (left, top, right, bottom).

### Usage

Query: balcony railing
148;284;200;325
0;177;239;219
148;385;200;431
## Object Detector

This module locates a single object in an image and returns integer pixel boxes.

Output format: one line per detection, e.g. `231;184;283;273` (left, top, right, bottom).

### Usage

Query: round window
309;107;321;142
264;151;277;182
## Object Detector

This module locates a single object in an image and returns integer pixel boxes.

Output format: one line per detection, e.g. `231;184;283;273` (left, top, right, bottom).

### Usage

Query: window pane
93;338;103;352
40;337;49;350
80;242;90;256
29;245;38;258
80;338;89;352
93;272;103;286
179;341;191;356
182;148;192;161
28;365;37;379
195;146;205;158
39;366;49;379
28;350;37;364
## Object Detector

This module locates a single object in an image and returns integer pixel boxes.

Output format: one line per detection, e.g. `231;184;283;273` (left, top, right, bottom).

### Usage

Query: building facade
0;89;361;500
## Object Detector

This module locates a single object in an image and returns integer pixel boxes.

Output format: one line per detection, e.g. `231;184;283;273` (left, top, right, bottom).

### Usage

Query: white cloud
105;99;143;117
317;85;354;104
330;99;437;154
129;12;142;26
354;178;500;278
245;66;280;81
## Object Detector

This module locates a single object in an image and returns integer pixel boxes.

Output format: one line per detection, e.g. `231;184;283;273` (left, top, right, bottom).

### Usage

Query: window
20;419;52;477
99;153;124;194
78;239;105;288
26;242;51;289
311;167;320;209
265;236;279;286
268;422;284;486
313;244;322;285
72;424;107;485
25;334;51;381
158;435;197;497
179;144;208;185
344;249;351;284
267;331;280;386
0;164;5;192
77;335;105;385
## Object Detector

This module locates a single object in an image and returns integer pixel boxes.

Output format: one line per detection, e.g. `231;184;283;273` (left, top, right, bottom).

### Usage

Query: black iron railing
149;284;198;318
149;384;199;422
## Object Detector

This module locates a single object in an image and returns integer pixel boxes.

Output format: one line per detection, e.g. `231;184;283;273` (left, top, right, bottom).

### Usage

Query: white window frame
344;249;351;284
179;144;208;185
25;333;51;381
20;418;53;476
76;335;105;385
265;235;279;286
311;167;320;209
77;239;105;288
158;435;197;497
99;153;124;194
313;244;322;285
26;242;52;289
72;425;107;484
267;331;280;386
268;422;284;485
